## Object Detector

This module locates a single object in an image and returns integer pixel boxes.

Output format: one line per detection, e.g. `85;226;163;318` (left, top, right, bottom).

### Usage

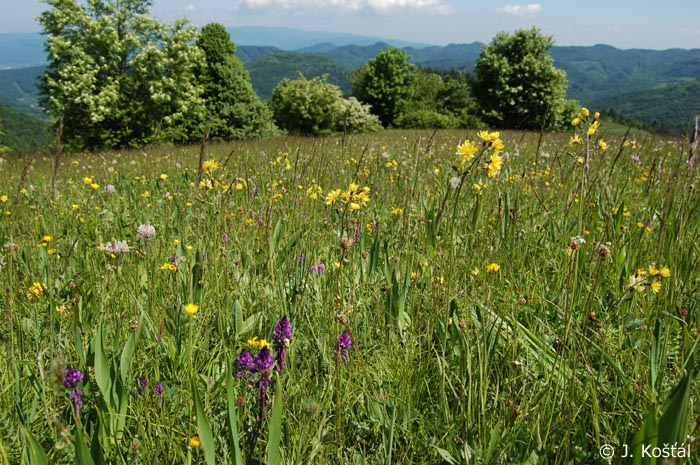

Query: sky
1;0;699;50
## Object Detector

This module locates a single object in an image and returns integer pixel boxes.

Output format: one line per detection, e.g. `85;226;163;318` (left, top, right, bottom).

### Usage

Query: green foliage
352;46;416;127
38;0;206;149
196;23;277;140
397;69;481;129
473;28;569;130
270;76;379;135
270;76;342;135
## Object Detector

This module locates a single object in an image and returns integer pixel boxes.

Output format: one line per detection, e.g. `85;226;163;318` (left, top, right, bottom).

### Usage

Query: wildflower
334;331;352;364
598;139;608;150
29;282;46;296
310;262;325;275
456;140;478;165
0;195;7;203
63;367;83;388
159;174;168;181
103;238;129;254
137;221;155;240
154;382;164;396
247;336;270;350
272;317;292;374
325;189;342;205
333;261;342;271
160;263;177;272
63;367;84;415
184;303;199;316
569;134;582;146
83;176;94;185
140;376;148;390
572;117;581;127
449;176;461;189
202;159;220;173
105;184;116;195
189;436;201;448
390;207;403;215
650;280;662;294
486;263;500;273
659;266;671;278
236;350;254;378
487;153;503;178
581;107;590;117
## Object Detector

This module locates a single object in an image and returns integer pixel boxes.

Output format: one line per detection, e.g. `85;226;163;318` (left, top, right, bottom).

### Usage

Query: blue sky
1;0;699;49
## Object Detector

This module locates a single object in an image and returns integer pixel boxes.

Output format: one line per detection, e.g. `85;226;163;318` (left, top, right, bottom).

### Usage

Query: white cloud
184;4;197;13
233;0;453;15
497;3;542;16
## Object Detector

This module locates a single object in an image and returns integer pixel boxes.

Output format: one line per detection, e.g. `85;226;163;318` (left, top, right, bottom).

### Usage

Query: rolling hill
0;102;50;154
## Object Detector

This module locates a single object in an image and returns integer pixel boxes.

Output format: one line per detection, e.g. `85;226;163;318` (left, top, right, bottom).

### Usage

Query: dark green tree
196;23;276;140
473;28;569;130
352;46;416;127
38;0;206;149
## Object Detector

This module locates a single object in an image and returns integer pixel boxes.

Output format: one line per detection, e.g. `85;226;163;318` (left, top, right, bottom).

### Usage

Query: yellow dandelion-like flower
0;195;7;203
159;173;168;181
659;266;671;278
650;280;662;294
390;207;403;215
160;263;177;272
487;153;503;178
569;134;582;146
648;264;660;277
333;261;342;271
486;263;500;273
571;117;581;127
184;303;199;316
581;107;590;117
597;140;608;151
202;159;221;173
189;436;201;448
325;189;342;205
456;140;478;165
83;176;93;185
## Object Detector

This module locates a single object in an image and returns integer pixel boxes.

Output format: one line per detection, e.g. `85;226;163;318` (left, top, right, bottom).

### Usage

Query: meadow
0;114;698;464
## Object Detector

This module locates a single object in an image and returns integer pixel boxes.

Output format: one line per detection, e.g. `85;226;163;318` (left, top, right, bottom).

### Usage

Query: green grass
0;121;698;464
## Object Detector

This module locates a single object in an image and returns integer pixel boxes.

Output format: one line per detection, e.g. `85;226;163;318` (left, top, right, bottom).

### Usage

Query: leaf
193;381;216;465
74;426;96;465
267;376;284;465
93;322;112;405
626;406;657;465
226;368;243;465
21;426;49;465
658;371;693;445
119;315;143;384
432;446;458;465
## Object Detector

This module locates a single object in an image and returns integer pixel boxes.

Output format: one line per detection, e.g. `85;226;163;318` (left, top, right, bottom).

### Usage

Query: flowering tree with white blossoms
38;0;206;149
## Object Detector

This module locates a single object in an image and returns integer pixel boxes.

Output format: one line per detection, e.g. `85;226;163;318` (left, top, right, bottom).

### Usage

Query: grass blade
226;367;243;465
267;376;284;465
193;381;216;465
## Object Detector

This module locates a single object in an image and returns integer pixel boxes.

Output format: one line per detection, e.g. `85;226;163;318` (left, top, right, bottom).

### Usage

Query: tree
38;0;206;149
473;28;569;130
195;23;276;140
270;76;380;136
352;46;415;127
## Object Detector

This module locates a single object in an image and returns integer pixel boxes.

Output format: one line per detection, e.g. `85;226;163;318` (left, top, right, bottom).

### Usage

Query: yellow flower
597;139;608;151
648;264;660;277
571;117;581;127
487;153;503;178
486;263;500;273
90;183;99;190
456;140;478;165
650;280;662;294
184;303;199;316
202;159;221;172
189;436;201;448
0;195;7;203
594;111;600;120
390;207;404;215
569;134;582;146
587;121;600;136
325;189;342;205
581;107;590;117
83;176;93;185
159;173;168;181
29;282;46;296
470;267;480;276
42;235;53;243
160;263;177;272
247;336;270;350
333;261;341;271
658;266;671;278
